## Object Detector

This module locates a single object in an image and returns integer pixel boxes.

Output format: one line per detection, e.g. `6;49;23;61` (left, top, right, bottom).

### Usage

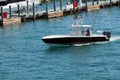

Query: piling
9;6;11;18
85;0;88;11
17;5;20;17
92;0;94;5
110;0;112;7
60;0;62;10
33;3;35;20
73;0;75;13
0;7;3;25
118;0;120;6
53;0;56;11
46;0;48;14
97;0;99;4
27;0;29;14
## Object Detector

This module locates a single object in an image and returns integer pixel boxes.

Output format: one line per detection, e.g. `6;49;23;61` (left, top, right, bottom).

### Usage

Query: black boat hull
42;36;110;45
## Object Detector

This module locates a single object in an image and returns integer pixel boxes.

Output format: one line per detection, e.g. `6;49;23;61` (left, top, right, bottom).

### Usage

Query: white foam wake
73;43;91;46
73;36;120;46
110;36;120;42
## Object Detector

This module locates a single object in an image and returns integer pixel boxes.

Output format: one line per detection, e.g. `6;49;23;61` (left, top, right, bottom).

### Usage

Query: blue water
1;7;120;80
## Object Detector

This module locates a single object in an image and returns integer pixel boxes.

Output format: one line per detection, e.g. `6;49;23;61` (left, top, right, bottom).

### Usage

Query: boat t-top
41;15;111;45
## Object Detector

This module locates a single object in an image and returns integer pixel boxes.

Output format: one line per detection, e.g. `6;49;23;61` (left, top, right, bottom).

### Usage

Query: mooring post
85;0;88;11
119;0;120;6
110;0;112;7
60;0;62;10
17;5;20;17
92;0;94;5
53;0;56;11
73;0;75;13
97;0;99;4
27;0;29;14
1;7;3;25
33;2;35;20
46;0;48;14
9;6;11;18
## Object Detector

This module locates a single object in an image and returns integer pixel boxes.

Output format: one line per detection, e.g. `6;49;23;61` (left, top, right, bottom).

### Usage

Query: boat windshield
71;24;93;36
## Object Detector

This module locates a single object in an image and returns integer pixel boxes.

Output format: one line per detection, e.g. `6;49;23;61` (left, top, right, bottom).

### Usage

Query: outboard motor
103;31;111;38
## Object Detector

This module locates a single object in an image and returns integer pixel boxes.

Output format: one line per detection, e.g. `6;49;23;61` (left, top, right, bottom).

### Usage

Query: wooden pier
47;10;63;18
87;4;100;11
2;17;21;26
0;5;21;26
0;0;120;26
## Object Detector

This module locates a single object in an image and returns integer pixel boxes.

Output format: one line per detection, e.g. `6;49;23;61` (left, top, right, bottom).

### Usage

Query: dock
0;0;120;26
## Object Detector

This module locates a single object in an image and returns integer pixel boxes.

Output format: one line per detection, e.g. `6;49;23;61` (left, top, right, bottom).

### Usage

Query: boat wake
73;36;120;46
110;36;120;42
73;43;91;46
73;42;108;46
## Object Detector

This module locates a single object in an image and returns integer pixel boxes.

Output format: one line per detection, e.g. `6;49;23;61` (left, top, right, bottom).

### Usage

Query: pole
27;0;29;14
33;3;35;20
73;0;75;13
92;0;94;5
1;7;3;25
17;5;20;17
60;0;62;10
110;0;112;7
53;0;56;11
9;6;11;18
85;0;88;11
97;0;99;4
119;0;120;6
46;0;48;14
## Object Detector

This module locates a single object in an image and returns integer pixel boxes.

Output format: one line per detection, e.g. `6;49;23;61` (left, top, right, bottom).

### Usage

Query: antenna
74;14;83;25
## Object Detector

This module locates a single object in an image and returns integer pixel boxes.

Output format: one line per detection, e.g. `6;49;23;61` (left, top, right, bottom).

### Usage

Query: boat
41;15;111;45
